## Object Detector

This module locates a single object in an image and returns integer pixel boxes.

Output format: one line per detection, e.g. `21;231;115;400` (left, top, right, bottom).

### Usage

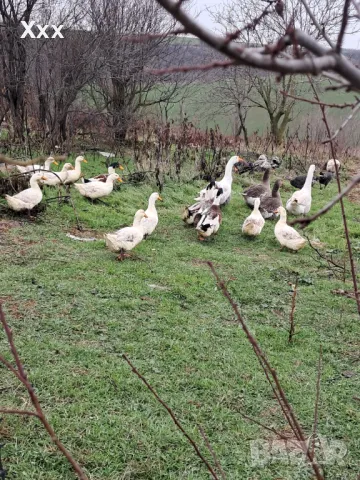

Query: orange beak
158;196;163;201
117;177;123;183
83;159;88;163
41;176;48;180
53;161;59;166
119;165;124;170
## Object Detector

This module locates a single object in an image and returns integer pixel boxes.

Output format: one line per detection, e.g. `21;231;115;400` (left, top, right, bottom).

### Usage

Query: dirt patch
67;227;104;240
0;296;38;319
0;220;21;231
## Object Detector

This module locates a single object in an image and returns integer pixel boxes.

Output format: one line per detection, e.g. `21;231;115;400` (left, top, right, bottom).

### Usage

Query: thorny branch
122;354;221;480
310;346;323;457
290;173;360;228
198;425;226;480
0;304;89;480
207;262;324;480
288;276;298;343
153;0;360;91
307;78;360;316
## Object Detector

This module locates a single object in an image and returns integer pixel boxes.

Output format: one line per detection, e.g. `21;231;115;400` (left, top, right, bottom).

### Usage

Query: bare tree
211;66;253;146
87;0;175;143
0;0;40;141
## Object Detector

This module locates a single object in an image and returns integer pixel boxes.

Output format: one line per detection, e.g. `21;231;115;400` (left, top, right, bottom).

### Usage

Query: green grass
0;156;360;479
152;80;358;137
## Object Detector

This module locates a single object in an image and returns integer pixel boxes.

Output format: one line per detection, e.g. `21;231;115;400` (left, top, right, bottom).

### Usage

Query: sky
190;0;360;49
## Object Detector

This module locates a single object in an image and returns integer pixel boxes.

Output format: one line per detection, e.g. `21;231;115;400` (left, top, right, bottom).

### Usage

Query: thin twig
207;262;324;480
198;425;226;480
299;0;335;48
122;354;220;480
307;77;360;316
304;233;345;272
310;346;323;457
0;304;89;480
323;100;360;143
280;91;357;109
288;277;298;344
289;173;360;228
149;60;235;75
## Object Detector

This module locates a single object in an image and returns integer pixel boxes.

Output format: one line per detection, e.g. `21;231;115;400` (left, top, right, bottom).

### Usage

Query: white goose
64;156;88;185
74;173;122;200
42;162;74;186
5;173;46;211
16;156;58;174
216;155;245;205
242;198;265;236
286;164;315;215
274;207;307;251
104;209;148;261
141;192;163;237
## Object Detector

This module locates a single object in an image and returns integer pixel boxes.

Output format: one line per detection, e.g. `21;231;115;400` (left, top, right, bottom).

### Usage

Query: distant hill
161;36;360;71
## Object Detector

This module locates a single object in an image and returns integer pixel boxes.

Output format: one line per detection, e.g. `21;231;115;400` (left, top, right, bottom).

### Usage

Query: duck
323;158;340;173
274;206;307;251
182;181;217;226
42;162;74;186
215;155;246;205
83;162;124;183
286;164;315;215
253;154;272;171
288;174;317;189
64;156;88;185
4;173;47;211
196;187;223;240
242;168;271;207
316;171;334;189
259;180;283;220
141;192;163;238
74;173;122;200
104;209;148;261
15;156;58;174
242;198;265;236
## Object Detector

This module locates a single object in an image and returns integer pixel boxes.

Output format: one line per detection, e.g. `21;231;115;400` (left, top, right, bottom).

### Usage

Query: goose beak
53;161;59;166
41;176;47;180
158;196;163;201
117;177;123;183
144;213;148;218
119;165;124;170
83;159;88;163
69;165;75;170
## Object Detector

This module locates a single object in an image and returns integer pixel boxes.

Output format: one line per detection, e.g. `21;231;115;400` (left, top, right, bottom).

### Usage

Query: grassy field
0;155;360;479
155;80;359;137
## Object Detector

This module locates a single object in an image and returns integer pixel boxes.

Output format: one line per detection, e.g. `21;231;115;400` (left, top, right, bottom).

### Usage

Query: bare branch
207;262;324;480
290;173;360;228
0;304;89;480
299;0;335;48
323;100;360;143
122;354;220;479
310;346;323;457
288;277;298;344
198;425;226;480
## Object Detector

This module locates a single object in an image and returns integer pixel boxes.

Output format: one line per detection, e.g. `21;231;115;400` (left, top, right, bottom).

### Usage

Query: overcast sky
191;0;360;49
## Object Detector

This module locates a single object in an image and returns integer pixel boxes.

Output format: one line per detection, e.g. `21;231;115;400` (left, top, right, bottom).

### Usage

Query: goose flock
2;153;340;259
183;154;339;252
